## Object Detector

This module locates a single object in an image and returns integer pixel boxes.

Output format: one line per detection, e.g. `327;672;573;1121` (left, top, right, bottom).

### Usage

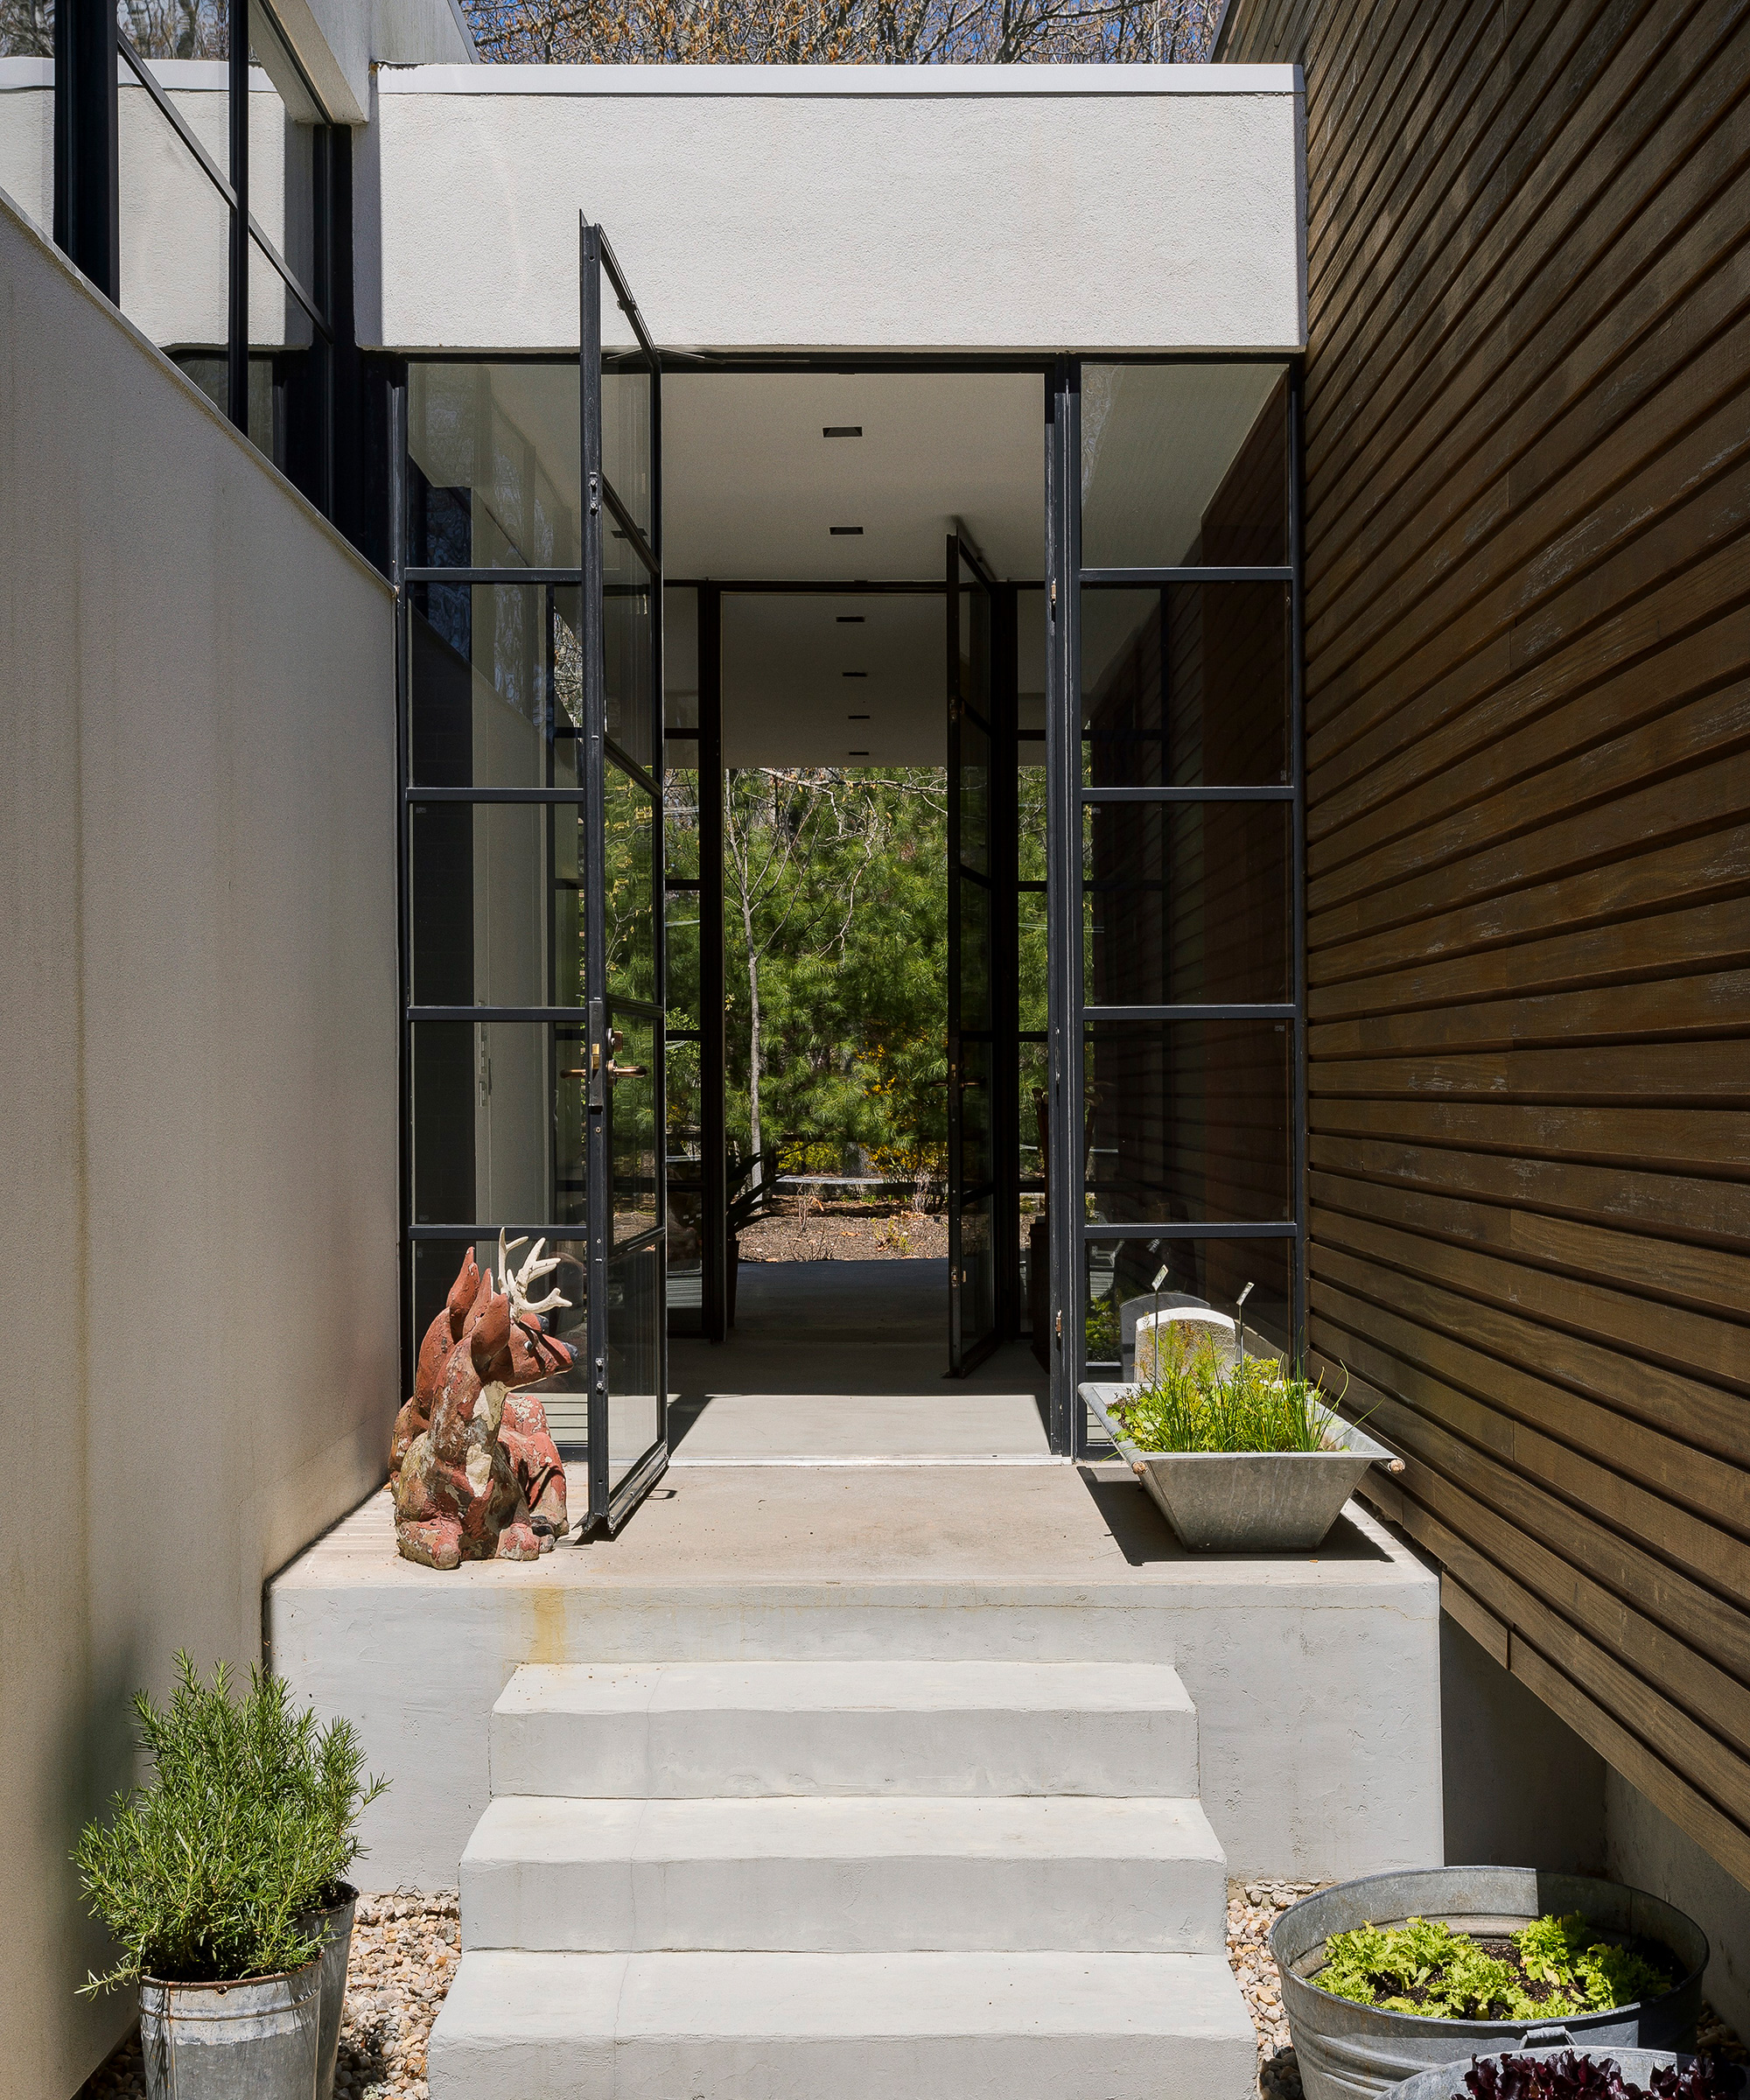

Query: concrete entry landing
269;1460;1441;1892
668;1256;1052;1458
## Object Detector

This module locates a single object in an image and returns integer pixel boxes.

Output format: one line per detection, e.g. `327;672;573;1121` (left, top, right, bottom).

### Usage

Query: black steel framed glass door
948;533;1001;1376
396;226;667;1541
580;220;668;1529
1045;358;1305;1453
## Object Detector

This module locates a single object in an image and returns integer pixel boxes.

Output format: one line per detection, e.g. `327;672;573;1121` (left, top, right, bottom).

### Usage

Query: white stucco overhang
360;62;1306;355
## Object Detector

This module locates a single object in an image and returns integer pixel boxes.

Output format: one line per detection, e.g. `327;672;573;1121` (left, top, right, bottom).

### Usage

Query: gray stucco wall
1442;1614;1749;2044
0;192;398;2100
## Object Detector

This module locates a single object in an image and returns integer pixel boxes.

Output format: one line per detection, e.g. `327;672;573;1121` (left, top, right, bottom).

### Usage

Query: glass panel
409;583;582;791
1017;1194;1046;1338
957;1036;992;1194
1082;583;1290;787
957;878;990;1034
0;15;54;237
1083;801;1290;1008
666;767;702;884
1084;1019;1292;1225
411;1235;589;1452
1081;1234;1293;1387
410;1019;587;1228
957;705;990;876
665;584;699;732
606;766;657;1008
408;361;581;570
118;0;227;52
1018;889;1047;1032
603;564;656;773
1081;362;1289;570
410;802;584;1009
601;354;653;544
608;1012;659;1243
246;0;321;302
665;884;701;1032
116;62;228;356
958;1193;997;1348
606;1239;662;1486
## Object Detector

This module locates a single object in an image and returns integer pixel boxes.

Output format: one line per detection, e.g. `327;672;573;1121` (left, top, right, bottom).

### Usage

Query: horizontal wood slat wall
1221;0;1750;1887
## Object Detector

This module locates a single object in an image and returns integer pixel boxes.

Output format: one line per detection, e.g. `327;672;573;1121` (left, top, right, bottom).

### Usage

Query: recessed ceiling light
843;670;868;679
836;615;865;625
823;425;863;438
830;526;864;537
848;713;871;721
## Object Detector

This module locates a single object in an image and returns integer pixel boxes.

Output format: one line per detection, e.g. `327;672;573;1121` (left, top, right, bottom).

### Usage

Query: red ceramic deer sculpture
390;1236;575;1569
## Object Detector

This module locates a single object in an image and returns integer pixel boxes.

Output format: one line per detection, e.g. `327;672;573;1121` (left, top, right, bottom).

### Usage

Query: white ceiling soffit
719;593;944;768
664;371;1045;584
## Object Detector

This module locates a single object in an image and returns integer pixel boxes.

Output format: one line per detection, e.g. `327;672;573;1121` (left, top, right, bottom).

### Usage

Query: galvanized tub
1082;1382;1396;1551
1271;1867;1708;2100
1382;2042;1715;2100
139;1961;322;2099
292;1882;356;2100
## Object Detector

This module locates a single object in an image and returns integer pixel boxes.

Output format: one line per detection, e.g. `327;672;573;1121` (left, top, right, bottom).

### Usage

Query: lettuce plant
1317;1914;1676;2021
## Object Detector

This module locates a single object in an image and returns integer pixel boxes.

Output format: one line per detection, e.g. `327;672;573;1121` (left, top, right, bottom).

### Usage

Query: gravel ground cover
77;1881;1750;2100
1231;1876;1323;2098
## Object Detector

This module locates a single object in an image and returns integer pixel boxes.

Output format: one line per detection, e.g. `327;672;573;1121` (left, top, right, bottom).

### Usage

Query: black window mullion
227;0;248;432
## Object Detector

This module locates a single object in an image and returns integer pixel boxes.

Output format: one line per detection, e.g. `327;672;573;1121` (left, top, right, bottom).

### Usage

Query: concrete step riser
431;2027;1255;2098
462;1847;1228;1954
491;1704;1199;1800
426;1950;1259;2100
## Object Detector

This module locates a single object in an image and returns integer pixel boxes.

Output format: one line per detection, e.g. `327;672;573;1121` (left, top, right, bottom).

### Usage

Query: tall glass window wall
402;360;592;1448
1062;360;1302;1446
14;0;341;513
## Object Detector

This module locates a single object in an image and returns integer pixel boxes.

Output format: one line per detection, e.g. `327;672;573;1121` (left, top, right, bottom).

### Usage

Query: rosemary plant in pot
74;1653;386;2100
1082;1317;1397;1551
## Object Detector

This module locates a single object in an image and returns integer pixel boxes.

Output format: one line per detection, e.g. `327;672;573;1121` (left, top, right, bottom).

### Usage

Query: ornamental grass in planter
74;1652;386;2100
1084;1324;1396;1551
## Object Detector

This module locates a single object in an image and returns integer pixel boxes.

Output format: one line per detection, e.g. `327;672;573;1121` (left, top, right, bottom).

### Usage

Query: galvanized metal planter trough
1270;1867;1708;2100
1382;2043;1714;2100
1082;1382;1396;1551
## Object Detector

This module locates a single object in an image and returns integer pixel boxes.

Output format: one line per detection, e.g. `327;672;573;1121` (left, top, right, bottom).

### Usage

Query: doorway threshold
668;1453;1068;1467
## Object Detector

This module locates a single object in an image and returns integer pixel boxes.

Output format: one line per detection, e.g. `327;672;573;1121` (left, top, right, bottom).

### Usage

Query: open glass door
580;220;667;1530
947;534;1001;1376
1047;358;1304;1456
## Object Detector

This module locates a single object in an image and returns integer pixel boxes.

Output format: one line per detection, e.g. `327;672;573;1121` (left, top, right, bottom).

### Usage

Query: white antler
498;1229;570;1325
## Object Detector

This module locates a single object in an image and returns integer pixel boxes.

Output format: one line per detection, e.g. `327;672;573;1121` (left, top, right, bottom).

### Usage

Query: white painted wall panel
0;193;398;2100
367;66;1304;354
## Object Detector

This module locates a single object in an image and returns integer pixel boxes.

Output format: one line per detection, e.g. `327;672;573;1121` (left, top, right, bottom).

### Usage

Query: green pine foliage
1316;1913;1676;2022
1113;1323;1344;1454
72;1654;388;1995
718;767;954;1179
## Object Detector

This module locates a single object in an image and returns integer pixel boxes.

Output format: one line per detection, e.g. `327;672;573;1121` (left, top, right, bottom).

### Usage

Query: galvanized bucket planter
292;1882;357;2100
139;1961;322;2099
1271;1867;1708;2100
1382;2042;1708;2100
1082;1382;1396;1551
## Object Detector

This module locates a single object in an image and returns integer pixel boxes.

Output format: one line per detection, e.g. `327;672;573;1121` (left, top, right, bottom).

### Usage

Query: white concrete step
460;1791;1228;1954
427;1947;1258;2100
490;1659;1200;1799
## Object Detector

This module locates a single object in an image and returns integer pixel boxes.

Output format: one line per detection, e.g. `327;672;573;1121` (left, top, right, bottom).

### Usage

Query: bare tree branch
462;0;1221;66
